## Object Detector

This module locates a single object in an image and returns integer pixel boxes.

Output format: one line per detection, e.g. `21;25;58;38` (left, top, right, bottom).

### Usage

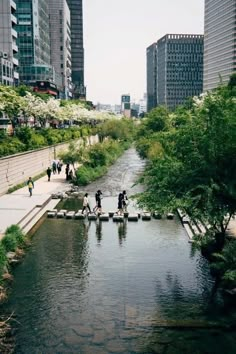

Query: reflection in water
95;220;102;244
117;219;127;246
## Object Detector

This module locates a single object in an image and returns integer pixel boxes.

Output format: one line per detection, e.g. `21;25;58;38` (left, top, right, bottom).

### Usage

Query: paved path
0;170;69;237
227;216;236;239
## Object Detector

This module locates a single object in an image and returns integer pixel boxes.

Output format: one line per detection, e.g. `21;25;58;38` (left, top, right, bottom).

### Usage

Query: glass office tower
66;0;85;98
157;34;204;110
15;0;55;84
203;0;236;91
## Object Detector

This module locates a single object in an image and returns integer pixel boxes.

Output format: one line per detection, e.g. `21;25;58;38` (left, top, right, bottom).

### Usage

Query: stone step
99;213;109;221
75;212;85;220
47;210;57;218
66;211;75;219
128;214;139;221
88;213;98;221
113;215;124;222
142;212;151;221
167;213;174;220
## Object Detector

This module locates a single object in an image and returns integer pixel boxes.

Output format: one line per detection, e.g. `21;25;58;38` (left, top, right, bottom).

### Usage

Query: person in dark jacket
65;164;70;180
52;161;57;174
46;167;52;182
93;190;103;213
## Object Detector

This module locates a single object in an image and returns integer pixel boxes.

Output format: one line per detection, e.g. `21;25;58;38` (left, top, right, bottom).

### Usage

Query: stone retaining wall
0;135;99;196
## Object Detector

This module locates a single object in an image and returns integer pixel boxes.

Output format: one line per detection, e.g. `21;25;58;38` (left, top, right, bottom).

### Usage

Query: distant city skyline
84;0;204;104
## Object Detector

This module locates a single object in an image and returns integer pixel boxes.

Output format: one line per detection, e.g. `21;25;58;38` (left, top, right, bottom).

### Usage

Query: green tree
136;82;236;242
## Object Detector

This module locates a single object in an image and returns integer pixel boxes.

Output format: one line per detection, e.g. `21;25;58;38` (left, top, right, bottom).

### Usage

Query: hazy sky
83;0;204;104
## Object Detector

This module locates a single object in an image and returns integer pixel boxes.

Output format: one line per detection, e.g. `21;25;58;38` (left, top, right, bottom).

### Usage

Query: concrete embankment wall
0;135;99;196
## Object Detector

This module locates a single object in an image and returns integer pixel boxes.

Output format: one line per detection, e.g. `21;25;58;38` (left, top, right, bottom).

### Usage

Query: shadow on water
3;149;236;354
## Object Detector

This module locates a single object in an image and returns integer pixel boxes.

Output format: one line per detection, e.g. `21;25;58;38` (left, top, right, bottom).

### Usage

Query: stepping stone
109;211;115;217
59;209;67;216
47;210;57;218
66;211;75;219
57;212;65;218
124;212;129;218
167;213;174;220
88;213;98;221
142;212;151;221
153;212;162;219
75;212;85;220
113;215;124;222
128;214;138;221
99;213;109;221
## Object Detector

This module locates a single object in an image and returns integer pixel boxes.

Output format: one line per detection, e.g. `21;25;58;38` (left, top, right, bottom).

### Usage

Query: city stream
4;149;236;353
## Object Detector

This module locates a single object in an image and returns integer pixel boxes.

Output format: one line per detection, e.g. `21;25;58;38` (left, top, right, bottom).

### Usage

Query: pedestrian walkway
0;170;68;238
227;216;236;239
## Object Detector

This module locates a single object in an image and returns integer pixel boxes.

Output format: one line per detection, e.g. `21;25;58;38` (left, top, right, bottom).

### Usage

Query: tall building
66;0;85;99
157;34;204;110
203;0;236;91
15;0;59;92
0;0;19;86
49;0;72;99
121;94;131;118
146;43;157;112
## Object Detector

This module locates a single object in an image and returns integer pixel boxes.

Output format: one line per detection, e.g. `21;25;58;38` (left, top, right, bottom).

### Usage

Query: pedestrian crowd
82;190;129;215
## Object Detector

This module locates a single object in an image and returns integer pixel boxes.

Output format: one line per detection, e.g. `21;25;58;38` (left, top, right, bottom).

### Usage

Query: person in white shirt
82;193;91;214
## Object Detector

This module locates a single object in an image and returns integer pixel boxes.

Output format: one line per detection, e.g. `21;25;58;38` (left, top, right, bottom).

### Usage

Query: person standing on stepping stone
117;192;124;215
122;190;129;212
82;193;91;214
93;190;103;213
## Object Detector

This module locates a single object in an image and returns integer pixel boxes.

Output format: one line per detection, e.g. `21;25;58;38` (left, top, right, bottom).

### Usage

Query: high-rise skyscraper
49;0;72;99
66;0;85;99
146;43;157;112
147;34;204;111
15;0;59;93
157;34;203;110
203;0;236;91
0;0;19;86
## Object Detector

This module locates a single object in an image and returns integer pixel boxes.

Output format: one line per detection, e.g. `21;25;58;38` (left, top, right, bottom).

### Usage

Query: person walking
57;161;62;174
122;190;129;212
117;192;124;215
93;190;103;213
52;161;57;174
27;177;34;197
46;167;52;182
65;164;70;181
82;193;91;214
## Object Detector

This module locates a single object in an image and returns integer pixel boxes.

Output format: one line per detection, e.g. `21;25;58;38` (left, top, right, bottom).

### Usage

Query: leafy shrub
210;241;236;289
29;133;46;148
15;127;33;145
5;225;25;246
2;234;18;252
